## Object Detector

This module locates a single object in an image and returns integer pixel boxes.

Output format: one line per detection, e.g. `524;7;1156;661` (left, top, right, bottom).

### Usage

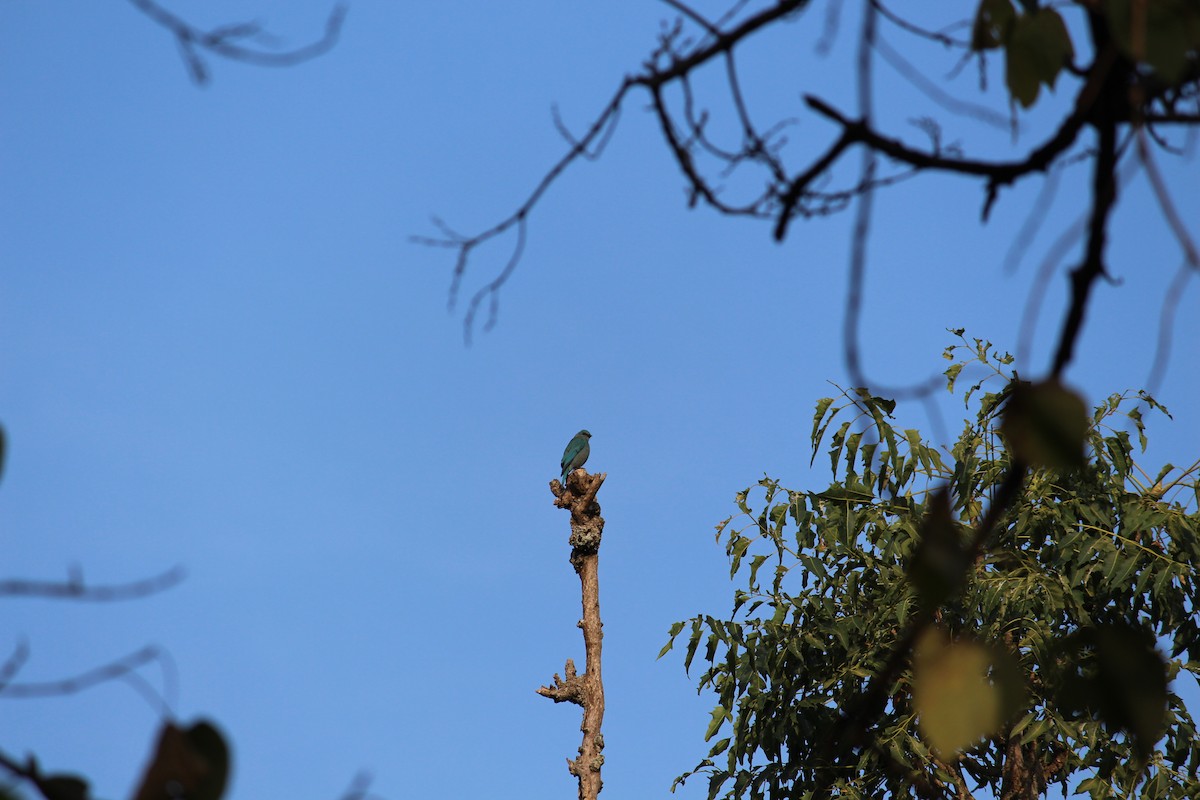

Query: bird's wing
561;438;583;470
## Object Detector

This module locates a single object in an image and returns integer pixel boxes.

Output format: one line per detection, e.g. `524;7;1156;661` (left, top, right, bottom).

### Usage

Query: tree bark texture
539;469;607;800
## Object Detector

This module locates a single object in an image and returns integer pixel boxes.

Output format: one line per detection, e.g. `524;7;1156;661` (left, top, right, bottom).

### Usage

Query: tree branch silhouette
126;0;346;84
0;565;185;601
423;0;1196;401
0;644;174;711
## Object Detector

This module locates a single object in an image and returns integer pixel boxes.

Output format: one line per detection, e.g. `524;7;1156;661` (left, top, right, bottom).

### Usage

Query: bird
560;430;592;483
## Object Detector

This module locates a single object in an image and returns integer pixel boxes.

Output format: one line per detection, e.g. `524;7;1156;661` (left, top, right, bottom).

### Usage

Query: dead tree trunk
538;468;607;800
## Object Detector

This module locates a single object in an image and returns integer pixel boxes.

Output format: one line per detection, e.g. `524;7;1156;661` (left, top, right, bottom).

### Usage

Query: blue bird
560;430;592;483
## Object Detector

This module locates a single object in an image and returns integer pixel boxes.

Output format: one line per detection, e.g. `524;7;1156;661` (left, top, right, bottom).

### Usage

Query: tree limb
540;469;608;800
0;565;185;601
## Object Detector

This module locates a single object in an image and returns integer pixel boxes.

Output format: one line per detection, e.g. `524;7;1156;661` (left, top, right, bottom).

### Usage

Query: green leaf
799;553;829;580
684;619;703;674
1000;379;1087;469
659;621;686;659
828;421;852;477
705;706;730;741
914;630;1028;759
905;429;935;475
811;397;836;454
748;554;769;590
844;432;862;477
1003;7;1075;107
1017;716;1050;746
907;490;968;609
944;362;965;393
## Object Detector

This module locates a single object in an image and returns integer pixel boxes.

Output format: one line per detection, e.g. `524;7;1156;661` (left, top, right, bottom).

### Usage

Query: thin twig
1137;129;1200;269
1145;261;1195;396
126;0;346;84
870;0;971;49
420;0;811;341
1003;168;1062;275
414;80;633;333
874;34;1009;131
0;565;186;601
0;644;174;718
337;771;376;800
0;639;29;691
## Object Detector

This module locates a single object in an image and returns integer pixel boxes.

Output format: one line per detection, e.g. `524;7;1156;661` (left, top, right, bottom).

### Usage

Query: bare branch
871;0;972;49
551;104;619;162
0;644;173;717
1137;129;1200;270
1050;117;1119;377
0;565;185;601
0;639;29;691
658;0;720;36
632;0;811;90
774;85;1092;239
776;43;1118;241
1016;135;1139;369
1146;261;1196;396
420;1;812;340
649;82;770;217
413;80;631;337
541;469;608;800
337;771;377;800
839;0;944;399
1003;168;1062;275
126;0;346;84
424;0;1195;397
462;216;527;345
1016;211;1088;369
874;34;1010;131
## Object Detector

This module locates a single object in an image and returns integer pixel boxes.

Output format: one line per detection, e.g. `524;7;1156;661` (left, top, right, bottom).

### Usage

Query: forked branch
126;0;346;84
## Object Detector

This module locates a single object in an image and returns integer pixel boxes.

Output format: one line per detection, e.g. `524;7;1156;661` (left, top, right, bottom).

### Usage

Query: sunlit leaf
659;621;686;659
914;630;1019;759
811;397;835;455
705;705;730;741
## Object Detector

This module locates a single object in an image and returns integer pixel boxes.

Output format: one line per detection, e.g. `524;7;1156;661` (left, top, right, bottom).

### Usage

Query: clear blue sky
1;2;1197;799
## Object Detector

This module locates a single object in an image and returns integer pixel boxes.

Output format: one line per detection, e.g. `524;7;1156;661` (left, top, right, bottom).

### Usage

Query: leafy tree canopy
664;334;1200;799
